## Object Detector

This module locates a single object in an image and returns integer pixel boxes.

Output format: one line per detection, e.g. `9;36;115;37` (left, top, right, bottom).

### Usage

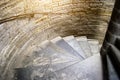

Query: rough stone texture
100;0;120;79
0;0;115;80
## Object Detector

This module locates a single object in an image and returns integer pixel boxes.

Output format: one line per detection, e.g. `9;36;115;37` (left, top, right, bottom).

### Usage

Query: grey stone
88;39;99;55
51;36;84;60
63;35;86;58
14;54;102;80
76;36;92;57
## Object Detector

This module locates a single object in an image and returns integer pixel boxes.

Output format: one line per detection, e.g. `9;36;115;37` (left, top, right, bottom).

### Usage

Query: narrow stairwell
14;35;105;80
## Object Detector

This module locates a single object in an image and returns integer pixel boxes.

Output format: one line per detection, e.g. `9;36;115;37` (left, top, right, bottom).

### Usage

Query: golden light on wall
23;0;72;13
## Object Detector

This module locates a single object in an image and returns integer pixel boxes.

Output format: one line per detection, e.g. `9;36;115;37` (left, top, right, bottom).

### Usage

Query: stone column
101;0;120;79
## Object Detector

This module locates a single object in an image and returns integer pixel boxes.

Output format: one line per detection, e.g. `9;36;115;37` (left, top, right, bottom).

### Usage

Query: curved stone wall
0;0;115;80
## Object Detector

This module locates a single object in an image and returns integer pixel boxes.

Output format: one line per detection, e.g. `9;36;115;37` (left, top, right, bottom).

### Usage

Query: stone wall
0;0;115;80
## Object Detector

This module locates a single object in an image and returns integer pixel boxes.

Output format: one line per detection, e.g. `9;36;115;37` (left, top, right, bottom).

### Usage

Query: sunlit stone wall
0;0;115;80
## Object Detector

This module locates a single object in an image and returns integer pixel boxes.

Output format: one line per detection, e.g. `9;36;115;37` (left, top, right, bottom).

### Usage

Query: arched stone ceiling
0;0;115;80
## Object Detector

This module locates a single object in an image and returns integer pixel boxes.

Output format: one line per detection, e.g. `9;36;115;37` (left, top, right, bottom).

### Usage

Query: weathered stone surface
0;0;115;80
76;36;92;57
14;54;102;80
63;35;86;58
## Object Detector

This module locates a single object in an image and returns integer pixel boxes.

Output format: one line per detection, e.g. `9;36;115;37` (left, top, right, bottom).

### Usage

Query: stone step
39;40;80;61
63;35;86;58
14;54;102;80
14;60;80;80
51;36;84;59
22;48;46;67
53;54;102;80
30;54;80;68
76;36;92;57
88;39;99;55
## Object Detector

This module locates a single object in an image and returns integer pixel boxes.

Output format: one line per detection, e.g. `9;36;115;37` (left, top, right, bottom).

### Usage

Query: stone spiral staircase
1;0;120;80
13;35;117;80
